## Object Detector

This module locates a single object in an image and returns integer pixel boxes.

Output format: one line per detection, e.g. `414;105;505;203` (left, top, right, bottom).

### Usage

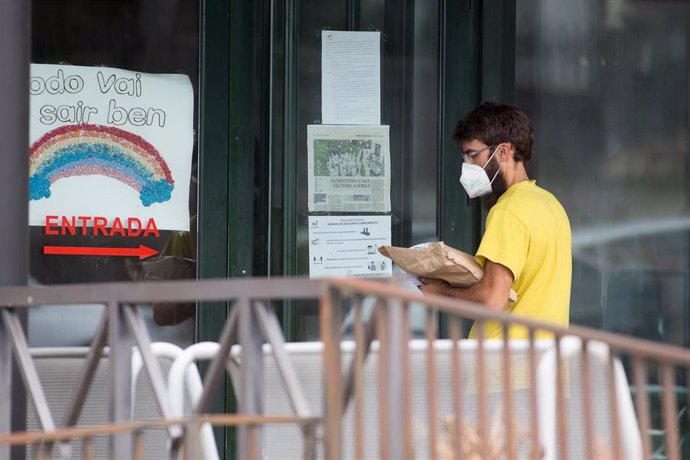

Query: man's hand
416;259;514;311
418;277;451;296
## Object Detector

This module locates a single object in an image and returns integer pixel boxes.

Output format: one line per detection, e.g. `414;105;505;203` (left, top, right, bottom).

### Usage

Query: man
419;101;571;339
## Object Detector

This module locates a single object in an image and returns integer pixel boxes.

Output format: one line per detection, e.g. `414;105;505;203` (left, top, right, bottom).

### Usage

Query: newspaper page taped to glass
307;125;391;212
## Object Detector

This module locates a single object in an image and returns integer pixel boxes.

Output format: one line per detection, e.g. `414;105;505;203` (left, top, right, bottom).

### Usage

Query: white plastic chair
537;336;643;460
166;341;221;460
131;341;185;410
29;344;181;459
28;342;219;459
231;339;554;459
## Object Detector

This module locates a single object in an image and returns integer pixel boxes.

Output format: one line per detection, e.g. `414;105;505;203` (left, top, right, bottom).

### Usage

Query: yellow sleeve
475;208;529;281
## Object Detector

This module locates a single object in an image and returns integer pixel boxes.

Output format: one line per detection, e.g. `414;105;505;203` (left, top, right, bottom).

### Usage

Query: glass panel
29;1;200;347
515;1;689;345
411;0;440;245
273;1;440;340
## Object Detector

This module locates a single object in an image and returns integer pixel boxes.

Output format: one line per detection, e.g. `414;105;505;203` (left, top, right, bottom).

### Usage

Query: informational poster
28;63;194;231
309;215;392;278
307;125;391;212
321;30;381;125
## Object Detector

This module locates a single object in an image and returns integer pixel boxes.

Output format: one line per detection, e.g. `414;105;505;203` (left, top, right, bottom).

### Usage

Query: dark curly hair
452;101;534;163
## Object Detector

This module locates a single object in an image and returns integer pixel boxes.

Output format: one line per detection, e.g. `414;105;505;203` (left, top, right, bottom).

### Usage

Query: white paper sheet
321;31;381;125
307;125;391;212
28;63;194;231
309;215;392;278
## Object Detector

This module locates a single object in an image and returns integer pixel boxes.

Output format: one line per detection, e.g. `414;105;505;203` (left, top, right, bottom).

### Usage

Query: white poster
28;63;194;231
309;215;392;278
308;125;391;212
321;30;381;125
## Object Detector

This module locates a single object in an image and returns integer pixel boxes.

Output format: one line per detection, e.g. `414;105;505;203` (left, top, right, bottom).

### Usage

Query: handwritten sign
29;64;194;231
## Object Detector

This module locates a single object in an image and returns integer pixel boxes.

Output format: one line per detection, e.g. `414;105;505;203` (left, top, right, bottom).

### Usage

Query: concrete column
0;0;30;285
0;1;31;458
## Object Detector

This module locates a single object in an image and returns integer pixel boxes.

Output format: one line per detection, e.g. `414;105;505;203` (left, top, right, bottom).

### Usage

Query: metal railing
0;276;689;459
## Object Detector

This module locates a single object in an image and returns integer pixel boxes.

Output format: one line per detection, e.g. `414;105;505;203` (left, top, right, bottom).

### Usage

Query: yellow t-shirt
469;180;571;339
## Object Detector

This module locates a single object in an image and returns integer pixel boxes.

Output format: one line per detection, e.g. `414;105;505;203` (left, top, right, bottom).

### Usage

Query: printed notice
309;215;392;278
322;30;381;125
28;63;193;231
308;124;391;212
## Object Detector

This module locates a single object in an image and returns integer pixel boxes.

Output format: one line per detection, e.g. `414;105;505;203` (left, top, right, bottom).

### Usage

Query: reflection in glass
516;0;689;346
29;0;199;347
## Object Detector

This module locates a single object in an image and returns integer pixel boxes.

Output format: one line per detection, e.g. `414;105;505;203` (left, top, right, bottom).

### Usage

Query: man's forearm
442;282;508;311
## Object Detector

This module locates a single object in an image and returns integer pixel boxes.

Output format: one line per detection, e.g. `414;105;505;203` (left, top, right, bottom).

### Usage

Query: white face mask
459;146;502;198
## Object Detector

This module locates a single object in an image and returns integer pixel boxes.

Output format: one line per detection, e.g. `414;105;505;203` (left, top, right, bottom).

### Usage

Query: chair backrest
165;342;221;460
234;339;556;459
27;347;111;459
27;345;180;460
245;338;642;459
537;336;643;460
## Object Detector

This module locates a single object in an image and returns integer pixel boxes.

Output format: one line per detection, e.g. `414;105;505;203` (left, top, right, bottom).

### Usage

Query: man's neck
504;162;529;188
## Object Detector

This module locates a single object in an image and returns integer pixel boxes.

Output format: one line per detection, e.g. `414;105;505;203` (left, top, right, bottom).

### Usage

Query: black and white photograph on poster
308;125;391;212
308;215;392;278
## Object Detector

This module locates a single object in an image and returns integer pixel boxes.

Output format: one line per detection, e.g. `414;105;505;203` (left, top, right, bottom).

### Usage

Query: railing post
661;363;680;460
0;310;11;460
384;298;409;459
632;358;652;459
320;286;343;460
238;298;263;460
426;310;438;460
108;301;134;458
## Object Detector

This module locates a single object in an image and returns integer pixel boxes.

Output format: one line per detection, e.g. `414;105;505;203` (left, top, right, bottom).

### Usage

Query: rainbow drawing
29;124;174;207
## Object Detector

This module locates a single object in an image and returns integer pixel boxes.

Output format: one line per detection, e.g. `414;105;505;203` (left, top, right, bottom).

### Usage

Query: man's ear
497;143;514;162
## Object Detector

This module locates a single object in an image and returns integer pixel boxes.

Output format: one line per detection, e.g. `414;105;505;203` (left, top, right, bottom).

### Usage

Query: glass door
258;1;515;340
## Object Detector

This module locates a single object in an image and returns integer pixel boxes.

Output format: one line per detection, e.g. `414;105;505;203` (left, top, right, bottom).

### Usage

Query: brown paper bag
378;241;517;302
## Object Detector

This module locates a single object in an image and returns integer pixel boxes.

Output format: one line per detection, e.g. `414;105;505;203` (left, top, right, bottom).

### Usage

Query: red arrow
43;245;159;260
